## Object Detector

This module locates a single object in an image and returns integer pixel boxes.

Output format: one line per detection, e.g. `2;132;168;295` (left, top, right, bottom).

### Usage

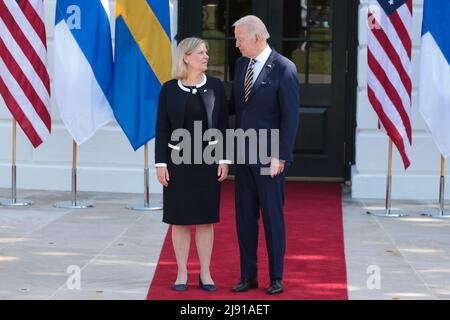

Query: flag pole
422;155;450;218
0;119;32;207
54;140;93;209
144;142;150;207
367;138;406;217
127;142;163;211
12;119;17;202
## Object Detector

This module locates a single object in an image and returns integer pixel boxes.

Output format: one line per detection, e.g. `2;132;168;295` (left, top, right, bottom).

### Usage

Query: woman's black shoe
199;275;217;292
171;283;188;291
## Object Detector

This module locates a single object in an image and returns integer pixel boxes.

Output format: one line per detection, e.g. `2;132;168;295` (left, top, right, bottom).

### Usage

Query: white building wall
0;0;178;194
351;0;450;200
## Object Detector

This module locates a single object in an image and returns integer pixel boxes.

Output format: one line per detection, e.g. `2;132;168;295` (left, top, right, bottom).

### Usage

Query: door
177;0;357;180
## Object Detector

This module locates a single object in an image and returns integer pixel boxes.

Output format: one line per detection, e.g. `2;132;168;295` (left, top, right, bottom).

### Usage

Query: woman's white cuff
155;163;167;168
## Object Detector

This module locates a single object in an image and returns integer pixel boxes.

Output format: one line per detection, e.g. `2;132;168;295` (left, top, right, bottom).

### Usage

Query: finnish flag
420;0;450;157
54;0;114;145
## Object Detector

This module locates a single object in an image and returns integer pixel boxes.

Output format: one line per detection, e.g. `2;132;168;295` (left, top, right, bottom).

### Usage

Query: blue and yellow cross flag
113;0;172;150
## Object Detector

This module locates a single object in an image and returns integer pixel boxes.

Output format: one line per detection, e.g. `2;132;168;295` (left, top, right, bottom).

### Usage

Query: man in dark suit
230;15;299;295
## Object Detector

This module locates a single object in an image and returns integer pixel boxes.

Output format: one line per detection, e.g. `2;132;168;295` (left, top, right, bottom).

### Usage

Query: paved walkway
1;185;450;300
343;186;450;300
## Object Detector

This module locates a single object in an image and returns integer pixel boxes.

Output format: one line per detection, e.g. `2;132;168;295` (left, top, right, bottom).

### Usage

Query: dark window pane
284;40;307;84
202;1;226;80
227;0;252;80
308;42;332;84
228;0;252;35
202;1;226;35
206;39;226;80
283;1;332;41
283;0;307;39
284;40;331;84
227;39;242;81
308;0;332;41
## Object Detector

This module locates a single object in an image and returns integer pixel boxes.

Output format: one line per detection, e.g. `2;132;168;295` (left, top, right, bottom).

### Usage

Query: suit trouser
235;164;286;281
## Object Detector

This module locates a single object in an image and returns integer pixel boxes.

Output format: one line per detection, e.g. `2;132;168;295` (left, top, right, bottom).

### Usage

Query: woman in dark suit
155;37;230;292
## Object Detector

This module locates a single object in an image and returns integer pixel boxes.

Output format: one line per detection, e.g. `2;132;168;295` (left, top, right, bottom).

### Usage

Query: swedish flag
113;0;172;150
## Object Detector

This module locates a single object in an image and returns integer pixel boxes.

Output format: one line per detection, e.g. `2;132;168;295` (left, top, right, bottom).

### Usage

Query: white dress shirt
244;45;273;87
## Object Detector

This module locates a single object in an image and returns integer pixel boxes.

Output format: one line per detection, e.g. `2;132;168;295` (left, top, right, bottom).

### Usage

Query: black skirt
162;86;221;225
163;162;220;225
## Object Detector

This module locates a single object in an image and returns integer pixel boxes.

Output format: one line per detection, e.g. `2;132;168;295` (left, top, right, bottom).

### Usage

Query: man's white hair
233;15;270;40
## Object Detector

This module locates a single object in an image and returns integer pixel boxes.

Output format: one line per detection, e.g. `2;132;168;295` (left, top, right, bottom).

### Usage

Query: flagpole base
421;210;450;218
126;200;163;211
54;201;94;209
366;209;407;217
0;199;33;207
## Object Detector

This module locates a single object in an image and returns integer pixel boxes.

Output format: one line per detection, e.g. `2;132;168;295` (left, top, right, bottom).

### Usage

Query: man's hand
218;164;229;182
156;167;170;187
270;158;285;178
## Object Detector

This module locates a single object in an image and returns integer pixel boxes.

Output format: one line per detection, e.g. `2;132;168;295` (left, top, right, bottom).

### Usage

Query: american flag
0;0;51;148
367;0;412;169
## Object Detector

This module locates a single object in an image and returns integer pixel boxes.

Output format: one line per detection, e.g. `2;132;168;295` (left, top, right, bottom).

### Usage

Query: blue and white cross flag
54;0;115;144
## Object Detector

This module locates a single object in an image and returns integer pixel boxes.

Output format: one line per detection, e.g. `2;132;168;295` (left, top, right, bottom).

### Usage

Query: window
282;0;332;84
201;0;252;81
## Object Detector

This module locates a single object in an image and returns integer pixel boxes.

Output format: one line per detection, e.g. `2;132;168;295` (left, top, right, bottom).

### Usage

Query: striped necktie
244;58;256;102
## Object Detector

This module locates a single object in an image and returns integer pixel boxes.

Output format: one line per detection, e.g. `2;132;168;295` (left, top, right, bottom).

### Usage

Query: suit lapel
237;58;249;104
198;83;215;129
248;50;276;101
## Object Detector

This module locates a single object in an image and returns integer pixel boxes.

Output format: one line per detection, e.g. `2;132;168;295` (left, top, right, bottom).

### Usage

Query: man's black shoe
266;280;283;295
231;278;258;292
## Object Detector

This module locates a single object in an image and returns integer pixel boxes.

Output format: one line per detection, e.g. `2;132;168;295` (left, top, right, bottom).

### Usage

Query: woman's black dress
163;84;220;225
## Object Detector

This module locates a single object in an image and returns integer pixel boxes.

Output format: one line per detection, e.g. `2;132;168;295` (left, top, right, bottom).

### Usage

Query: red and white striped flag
0;0;51;148
367;0;413;169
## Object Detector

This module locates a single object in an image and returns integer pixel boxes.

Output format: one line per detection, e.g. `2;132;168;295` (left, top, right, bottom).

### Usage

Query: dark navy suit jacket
230;49;300;166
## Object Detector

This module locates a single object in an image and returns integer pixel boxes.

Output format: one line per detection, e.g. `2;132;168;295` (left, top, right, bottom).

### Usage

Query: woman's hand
217;164;229;182
157;167;170;187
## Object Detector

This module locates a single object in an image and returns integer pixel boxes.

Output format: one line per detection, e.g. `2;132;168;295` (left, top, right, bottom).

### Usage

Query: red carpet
147;180;348;300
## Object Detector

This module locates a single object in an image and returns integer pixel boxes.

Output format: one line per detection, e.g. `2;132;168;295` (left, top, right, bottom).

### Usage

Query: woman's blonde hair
172;37;209;80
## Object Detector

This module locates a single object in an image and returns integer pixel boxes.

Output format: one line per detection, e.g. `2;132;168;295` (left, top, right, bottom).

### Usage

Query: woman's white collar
177;74;207;94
